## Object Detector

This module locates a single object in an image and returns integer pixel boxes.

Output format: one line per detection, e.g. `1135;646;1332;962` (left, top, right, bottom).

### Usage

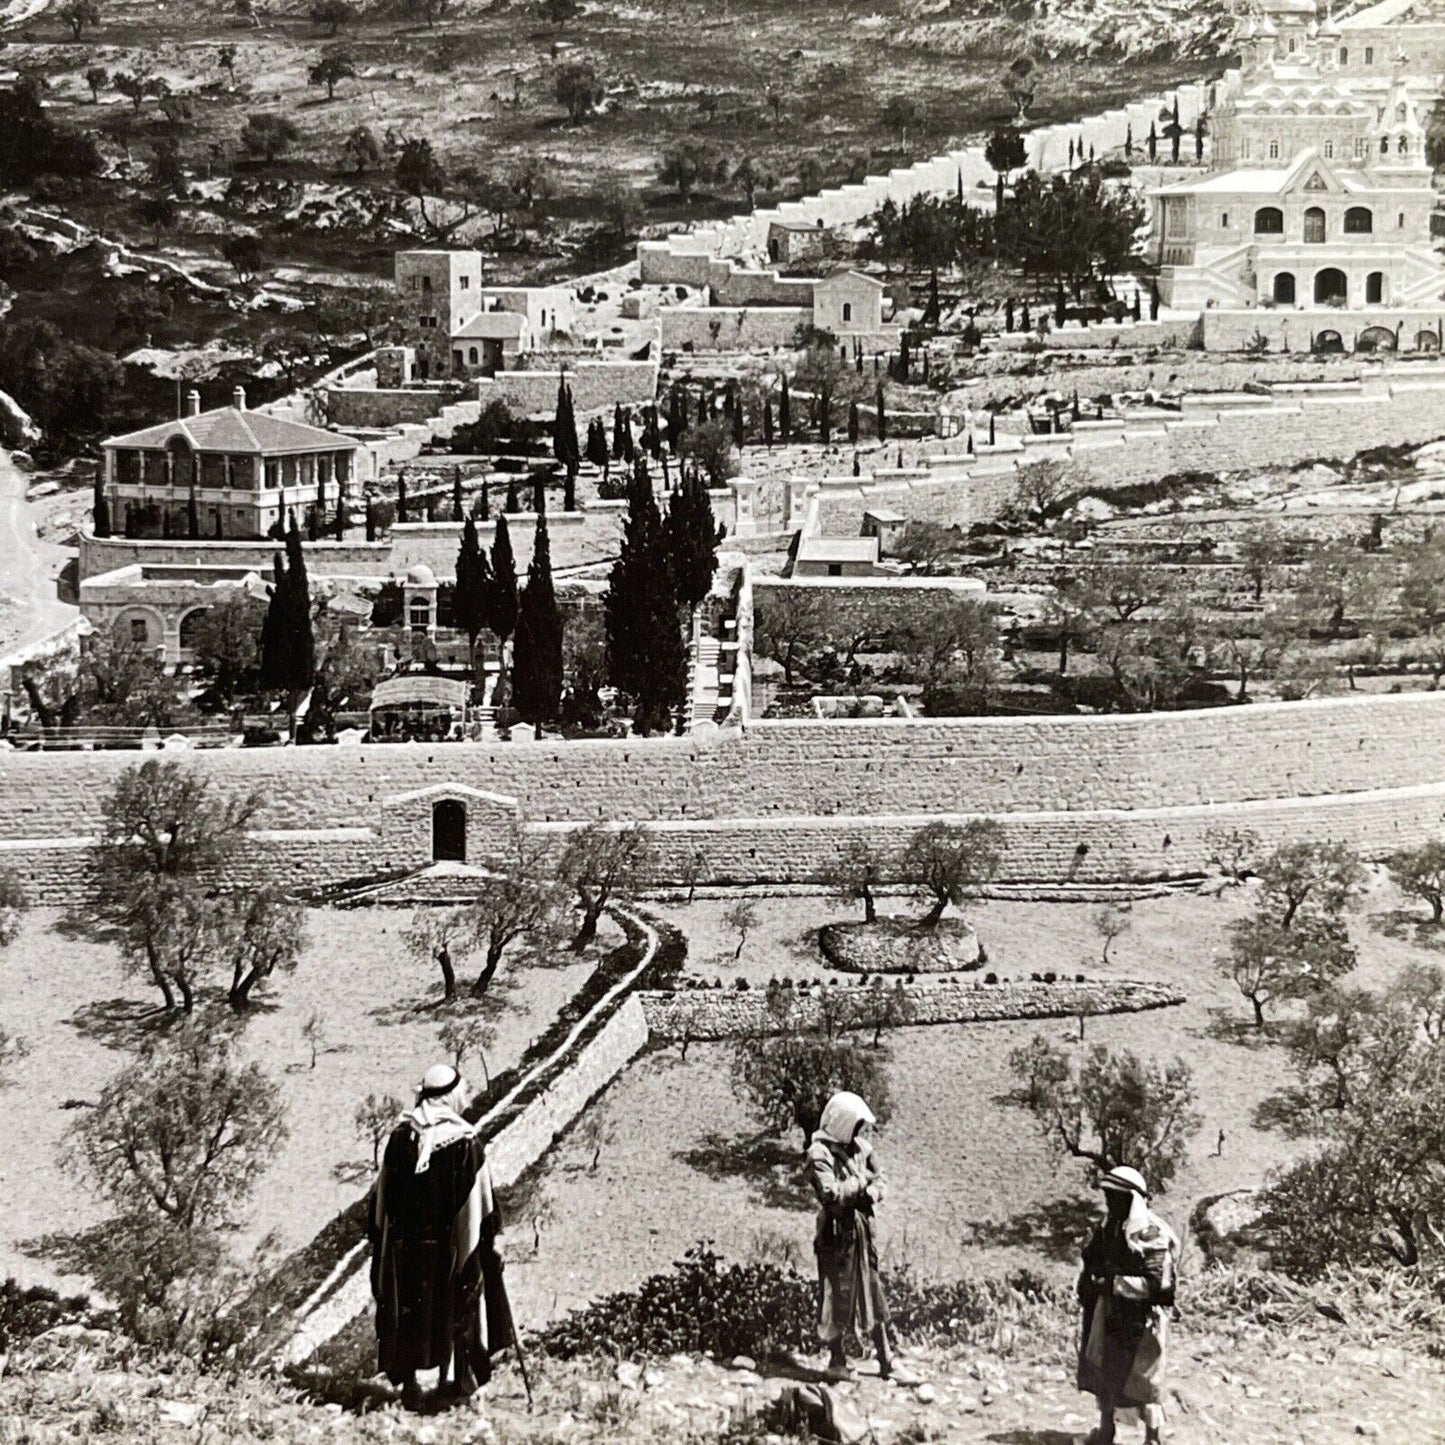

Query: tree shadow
369;975;522;1028
985;1432;1078;1445
964;1195;1098;1262
21;1221;115;1276
676;1129;812;1212
1370;908;1445;950
66;996;176;1050
50;906;119;946
1199;1006;1278;1050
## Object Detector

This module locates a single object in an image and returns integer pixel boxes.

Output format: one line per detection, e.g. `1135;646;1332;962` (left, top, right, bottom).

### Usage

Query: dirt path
0;452;77;657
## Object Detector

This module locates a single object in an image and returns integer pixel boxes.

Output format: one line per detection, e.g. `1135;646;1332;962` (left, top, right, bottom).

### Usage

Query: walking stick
495;1265;535;1410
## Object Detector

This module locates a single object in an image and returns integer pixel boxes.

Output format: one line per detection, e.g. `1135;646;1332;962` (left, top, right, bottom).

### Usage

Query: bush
0;1278;94;1351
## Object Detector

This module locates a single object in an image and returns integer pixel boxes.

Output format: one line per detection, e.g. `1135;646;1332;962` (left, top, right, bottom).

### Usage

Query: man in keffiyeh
1076;1165;1180;1445
368;1064;513;1409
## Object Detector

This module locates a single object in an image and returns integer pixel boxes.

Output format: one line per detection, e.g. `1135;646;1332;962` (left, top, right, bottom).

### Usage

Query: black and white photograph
0;0;1442;1438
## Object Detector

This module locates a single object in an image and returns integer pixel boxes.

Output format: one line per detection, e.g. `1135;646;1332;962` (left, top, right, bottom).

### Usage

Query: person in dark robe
806;1091;917;1385
368;1064;512;1409
1076;1165;1179;1445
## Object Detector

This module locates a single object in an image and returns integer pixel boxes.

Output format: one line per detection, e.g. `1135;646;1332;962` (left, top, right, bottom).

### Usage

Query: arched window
1381;135;1390;154
1273;272;1296;304
1303;206;1327;243
1344;206;1373;233
842;303;853;322
1339;46;1348;64
1254;206;1284;234
1315;267;1348;304
1366;271;1386;304
468;346;479;363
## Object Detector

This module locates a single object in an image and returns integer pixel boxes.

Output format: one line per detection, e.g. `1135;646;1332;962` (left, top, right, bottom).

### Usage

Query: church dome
405;563;438;588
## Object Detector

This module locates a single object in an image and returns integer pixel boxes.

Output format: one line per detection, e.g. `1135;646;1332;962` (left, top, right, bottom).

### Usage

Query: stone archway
177;607;210;657
1314;268;1347;304
1313;329;1345;354
1415;329;1441;352
1357;325;1398;352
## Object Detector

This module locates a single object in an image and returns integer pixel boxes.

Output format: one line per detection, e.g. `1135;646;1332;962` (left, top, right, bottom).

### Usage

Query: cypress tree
898;332;911;382
564;468;576;511
512;509;563;730
365;499;376;542
848;400;860;446
284;518;315;696
553;378;580;477
670;384;687;452
731;397;744;451
533;474;546;515
505;475;519;512
306;505;319;543
452;469;464;522
779;375;791;440
479;481;490;520
762;399;774;449
819;381;831;445
454;515;491;671
612;403;625;460
487;512;519;692
93;476;110;538
1148;120;1158;161
876;383;887;444
1125;122;1133;156
397;473;409;523
259;552;289;693
620;408;635;463
667;469;721;611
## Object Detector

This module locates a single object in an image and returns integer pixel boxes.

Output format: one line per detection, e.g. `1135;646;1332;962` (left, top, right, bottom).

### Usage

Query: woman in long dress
1076;1165;1179;1445
806;1090;914;1384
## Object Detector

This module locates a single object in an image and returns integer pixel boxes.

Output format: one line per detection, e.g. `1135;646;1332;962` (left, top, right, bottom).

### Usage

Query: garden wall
326;388;455;428
752;574;987;638
477;363;659;418
390;510;621;575
638;977;1183;1041
658;306;814;351
5;693;1445;899
77;534;394;584
809;371;1445;535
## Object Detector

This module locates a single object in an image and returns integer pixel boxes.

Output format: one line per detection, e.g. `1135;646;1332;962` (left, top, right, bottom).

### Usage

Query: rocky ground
3;1302;1440;1443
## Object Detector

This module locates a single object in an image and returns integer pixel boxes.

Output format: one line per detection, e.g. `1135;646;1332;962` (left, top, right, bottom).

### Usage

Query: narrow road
0;451;78;657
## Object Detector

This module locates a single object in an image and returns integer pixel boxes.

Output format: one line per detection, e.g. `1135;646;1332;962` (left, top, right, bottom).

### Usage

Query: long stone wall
5;692;1445;899
810;370;1445;536
638;977;1183;1042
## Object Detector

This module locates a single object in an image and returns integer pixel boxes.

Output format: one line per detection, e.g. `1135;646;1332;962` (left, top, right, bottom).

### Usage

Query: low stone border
819;917;981;973
638;976;1183;1043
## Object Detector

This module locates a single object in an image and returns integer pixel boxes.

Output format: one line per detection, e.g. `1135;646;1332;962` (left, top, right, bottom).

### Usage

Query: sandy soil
507;876;1431;1322
0;904;619;1292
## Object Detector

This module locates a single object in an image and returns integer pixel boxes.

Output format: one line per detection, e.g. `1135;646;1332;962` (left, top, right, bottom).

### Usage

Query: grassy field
504;876;1434;1324
0;903;621;1292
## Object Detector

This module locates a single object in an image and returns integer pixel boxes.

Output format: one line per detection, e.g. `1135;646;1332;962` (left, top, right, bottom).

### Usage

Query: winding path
0;451;77;658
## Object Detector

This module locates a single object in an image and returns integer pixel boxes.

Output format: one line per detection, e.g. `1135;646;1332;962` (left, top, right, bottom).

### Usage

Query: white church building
1148;0;1445;351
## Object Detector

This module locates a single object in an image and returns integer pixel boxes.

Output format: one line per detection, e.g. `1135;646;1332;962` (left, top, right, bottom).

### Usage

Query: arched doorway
1314;268;1347;304
1313;329;1345;354
1365;271;1386;304
1273;271;1296;304
1415;329;1440;352
432;799;467;863
177;607;210;657
1357;325;1398;352
1303;206;1327;244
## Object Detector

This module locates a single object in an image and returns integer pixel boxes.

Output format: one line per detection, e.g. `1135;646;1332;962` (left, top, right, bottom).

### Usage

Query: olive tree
557;821;657;951
900;818;1004;926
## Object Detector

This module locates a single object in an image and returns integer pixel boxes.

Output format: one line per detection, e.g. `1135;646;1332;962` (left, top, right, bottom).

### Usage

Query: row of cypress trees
604;456;722;735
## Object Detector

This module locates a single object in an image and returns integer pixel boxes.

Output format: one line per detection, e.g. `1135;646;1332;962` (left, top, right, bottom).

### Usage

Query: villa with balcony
101;387;363;541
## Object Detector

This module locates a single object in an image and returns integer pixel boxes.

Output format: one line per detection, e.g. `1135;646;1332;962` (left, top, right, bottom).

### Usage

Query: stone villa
100;388;364;542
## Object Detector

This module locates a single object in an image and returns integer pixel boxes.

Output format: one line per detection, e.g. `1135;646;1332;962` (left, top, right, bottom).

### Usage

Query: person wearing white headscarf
1076;1165;1180;1445
368;1064;513;1409
806;1091;912;1384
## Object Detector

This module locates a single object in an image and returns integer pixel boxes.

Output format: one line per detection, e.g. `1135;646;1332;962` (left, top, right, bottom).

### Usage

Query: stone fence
637;976;1184;1042
806;368;1445;537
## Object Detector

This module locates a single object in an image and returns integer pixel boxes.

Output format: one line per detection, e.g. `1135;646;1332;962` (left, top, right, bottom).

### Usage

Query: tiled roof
104;406;357;456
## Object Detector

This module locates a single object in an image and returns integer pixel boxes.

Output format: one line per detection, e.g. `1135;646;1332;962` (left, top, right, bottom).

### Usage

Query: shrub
0;1278;94;1352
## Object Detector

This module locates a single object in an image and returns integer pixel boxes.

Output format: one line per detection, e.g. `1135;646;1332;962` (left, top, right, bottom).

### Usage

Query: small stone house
792;536;882;578
767;219;836;265
812;271;888;337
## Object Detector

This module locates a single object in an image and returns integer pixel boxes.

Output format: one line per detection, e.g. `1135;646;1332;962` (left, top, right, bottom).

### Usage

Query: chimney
233;385;247;411
186;389;202;417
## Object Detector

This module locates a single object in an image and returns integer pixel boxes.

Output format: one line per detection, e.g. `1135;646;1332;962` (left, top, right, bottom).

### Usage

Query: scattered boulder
819;916;982;974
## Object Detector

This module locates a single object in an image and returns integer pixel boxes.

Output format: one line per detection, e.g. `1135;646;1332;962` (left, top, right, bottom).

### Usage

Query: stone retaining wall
809;372;1445;535
637;977;1183;1041
4;692;1445;899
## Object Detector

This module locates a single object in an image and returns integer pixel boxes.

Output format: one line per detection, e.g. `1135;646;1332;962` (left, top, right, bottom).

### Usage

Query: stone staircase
332;861;495;908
